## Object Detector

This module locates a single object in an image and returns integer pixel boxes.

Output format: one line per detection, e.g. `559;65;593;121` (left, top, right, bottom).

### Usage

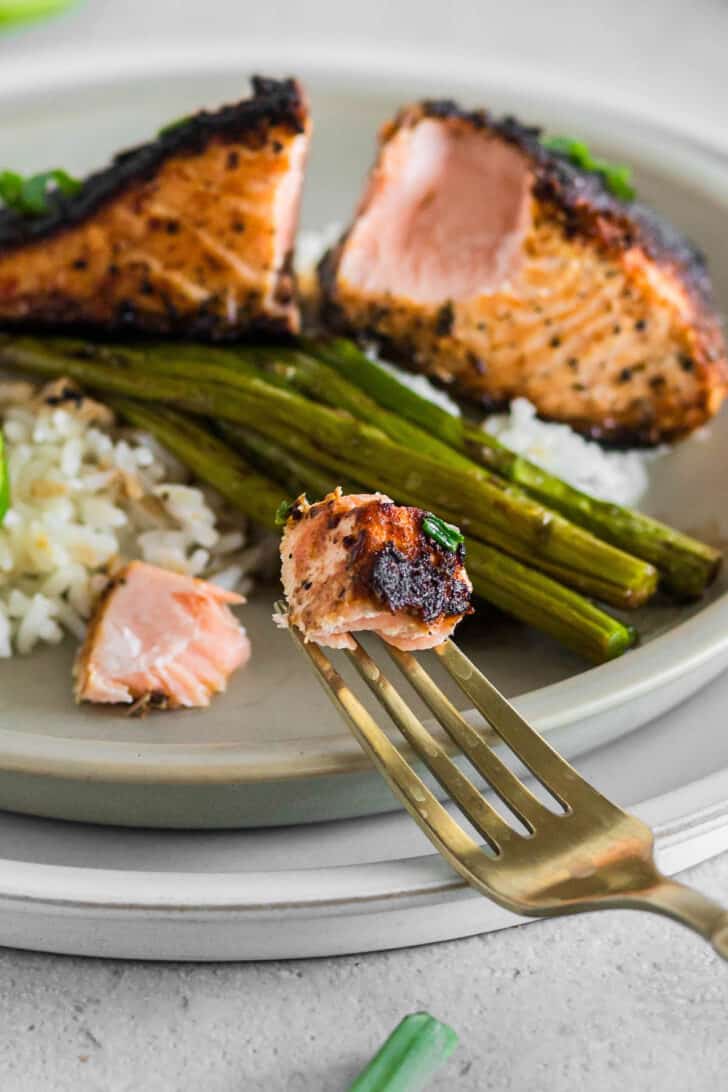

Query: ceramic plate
0;46;727;827
1;659;728;960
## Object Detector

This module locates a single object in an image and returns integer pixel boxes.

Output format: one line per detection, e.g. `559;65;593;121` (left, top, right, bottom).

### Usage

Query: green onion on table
348;1012;459;1092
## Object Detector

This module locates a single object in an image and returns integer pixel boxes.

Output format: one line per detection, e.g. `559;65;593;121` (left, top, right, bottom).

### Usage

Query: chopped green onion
158;115;193;138
422;513;464;552
348;1012;459;1091
274;498;294;527
0;168;81;216
542;134;635;201
0;0;78;28
0;171;23;207
0;432;9;524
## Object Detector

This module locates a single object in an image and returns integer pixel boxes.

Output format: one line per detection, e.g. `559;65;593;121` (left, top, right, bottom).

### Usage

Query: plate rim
0;765;726;915
0;45;725;784
0;591;726;782
2;38;728;161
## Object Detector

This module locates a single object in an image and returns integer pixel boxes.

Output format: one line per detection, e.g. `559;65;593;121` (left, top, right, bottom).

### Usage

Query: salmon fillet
0;76;310;339
280;489;472;651
74;561;250;708
321;101;728;444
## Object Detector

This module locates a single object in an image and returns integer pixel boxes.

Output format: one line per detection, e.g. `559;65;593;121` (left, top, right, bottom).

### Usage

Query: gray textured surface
0;854;726;1091
1;1;728;1089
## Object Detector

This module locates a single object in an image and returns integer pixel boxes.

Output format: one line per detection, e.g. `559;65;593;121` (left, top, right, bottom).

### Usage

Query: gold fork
287;622;728;959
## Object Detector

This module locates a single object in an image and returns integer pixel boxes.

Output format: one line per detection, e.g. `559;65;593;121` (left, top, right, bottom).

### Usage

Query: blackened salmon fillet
321;100;728;444
0;76;310;339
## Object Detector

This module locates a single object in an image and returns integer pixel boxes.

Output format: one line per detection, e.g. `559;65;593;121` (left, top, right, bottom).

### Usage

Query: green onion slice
0;431;10;525
274;498;294;527
0;0;78;29
422;512;464;552
158;115;193;138
542;135;635;201
0;168;81;216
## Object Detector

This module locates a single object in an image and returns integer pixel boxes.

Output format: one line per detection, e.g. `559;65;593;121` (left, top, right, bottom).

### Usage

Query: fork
286;621;728;959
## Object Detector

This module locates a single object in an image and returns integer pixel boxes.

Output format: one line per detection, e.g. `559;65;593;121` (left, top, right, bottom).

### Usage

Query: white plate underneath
1;663;728;961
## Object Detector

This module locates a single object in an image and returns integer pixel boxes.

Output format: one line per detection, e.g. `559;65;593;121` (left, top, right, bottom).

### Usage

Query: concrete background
0;1;727;1089
0;856;726;1091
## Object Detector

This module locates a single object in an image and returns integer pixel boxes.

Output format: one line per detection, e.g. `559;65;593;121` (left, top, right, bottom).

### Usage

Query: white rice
0;380;263;657
485;397;657;507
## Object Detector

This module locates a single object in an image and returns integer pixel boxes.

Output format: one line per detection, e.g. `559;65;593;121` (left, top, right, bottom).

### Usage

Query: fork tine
346;639;517;851
435;640;595;808
386;646;552;831
288;625;491;872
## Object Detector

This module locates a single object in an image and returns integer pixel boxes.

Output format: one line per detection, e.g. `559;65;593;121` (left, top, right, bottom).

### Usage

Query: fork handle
633;876;728;959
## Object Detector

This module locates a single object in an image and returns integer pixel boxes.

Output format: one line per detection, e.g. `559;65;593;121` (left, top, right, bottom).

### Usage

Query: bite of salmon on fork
278;489;472;651
320;100;728;444
0;76;310;339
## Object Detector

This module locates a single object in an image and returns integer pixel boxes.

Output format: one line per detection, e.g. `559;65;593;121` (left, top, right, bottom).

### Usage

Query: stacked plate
0;48;727;958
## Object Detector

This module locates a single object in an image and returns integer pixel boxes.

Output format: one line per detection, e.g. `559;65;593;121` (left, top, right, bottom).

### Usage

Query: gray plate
0;52;726;827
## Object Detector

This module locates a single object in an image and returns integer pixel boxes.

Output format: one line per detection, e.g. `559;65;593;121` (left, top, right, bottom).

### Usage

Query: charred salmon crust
0;76;309;340
340;506;471;623
281;490;472;651
321;100;728;445
369;541;470;621
418;101;715;310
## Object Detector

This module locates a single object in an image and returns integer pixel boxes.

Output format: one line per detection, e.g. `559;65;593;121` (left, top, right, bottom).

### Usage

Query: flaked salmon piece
74;561;250;708
280;489;472;651
0;76;310;339
321;101;728;445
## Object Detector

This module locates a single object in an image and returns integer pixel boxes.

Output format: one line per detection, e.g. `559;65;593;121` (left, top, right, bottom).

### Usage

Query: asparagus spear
122;401;635;660
140;341;628;592
0;335;657;607
225;415;643;605
217;422;359;499
219;421;636;661
304;336;722;598
243;345;480;473
42;336;478;474
228;347;659;601
111;400;282;530
156;343;680;603
2;334;657;608
302;336;465;448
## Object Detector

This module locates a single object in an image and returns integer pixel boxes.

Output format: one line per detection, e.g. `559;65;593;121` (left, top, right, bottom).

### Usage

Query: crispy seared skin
321;100;728;444
280;489;472;651
0;76;310;339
